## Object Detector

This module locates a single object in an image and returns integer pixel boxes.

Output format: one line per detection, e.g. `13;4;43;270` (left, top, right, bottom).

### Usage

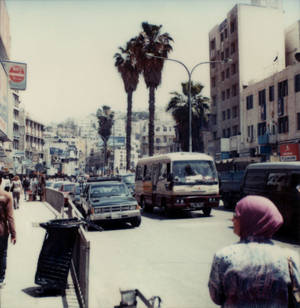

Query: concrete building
240;62;300;161
24;113;45;173
208;1;285;159
285;20;300;66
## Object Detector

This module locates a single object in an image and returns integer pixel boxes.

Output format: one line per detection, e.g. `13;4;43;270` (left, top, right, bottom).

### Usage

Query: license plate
190;202;204;209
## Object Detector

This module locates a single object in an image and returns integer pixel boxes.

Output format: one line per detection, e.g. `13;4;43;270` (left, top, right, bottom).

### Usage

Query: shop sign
279;143;300;161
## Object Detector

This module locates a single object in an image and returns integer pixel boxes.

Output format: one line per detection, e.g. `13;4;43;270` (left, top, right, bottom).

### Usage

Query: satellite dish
295;52;300;62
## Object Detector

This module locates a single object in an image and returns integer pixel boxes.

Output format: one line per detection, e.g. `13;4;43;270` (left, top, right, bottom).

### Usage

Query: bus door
152;163;163;206
143;164;152;206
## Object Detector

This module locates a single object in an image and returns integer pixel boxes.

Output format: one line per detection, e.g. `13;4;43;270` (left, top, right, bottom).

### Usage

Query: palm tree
114;38;140;170
136;22;173;156
166;82;210;152
96;105;115;173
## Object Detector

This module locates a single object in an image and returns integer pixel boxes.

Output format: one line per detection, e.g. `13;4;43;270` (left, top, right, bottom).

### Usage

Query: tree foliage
166;82;210;152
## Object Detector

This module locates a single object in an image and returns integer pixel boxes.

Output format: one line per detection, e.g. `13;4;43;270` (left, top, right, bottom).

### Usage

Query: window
227;109;231;119
247;125;254;138
226;68;230;78
221;71;225;81
212;114;217;125
258;89;266;106
232;106;238;118
257;122;266;136
212;95;217;106
221;51;224;60
269;85;274;101
232;84;237;96
221;32;224;42
163;136;167;142
225;48;229;58
297;113;300;130
224;28;228;38
222;129;226;138
210;38;216;50
211;77;216;87
211;62;215;69
222;91;225;101
230;19;235;33
222;111;226;120
278;116;289;134
278;80;288;98
163;126;167;132
213;132;217;140
227;128;231;137
226;88;230;99
230;42;236;54
156;138;160;143
295;74;300;92
233;125;238;136
156;126;160;132
231;63;236;74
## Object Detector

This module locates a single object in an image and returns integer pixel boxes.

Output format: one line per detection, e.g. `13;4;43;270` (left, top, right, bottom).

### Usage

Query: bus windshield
172;160;218;184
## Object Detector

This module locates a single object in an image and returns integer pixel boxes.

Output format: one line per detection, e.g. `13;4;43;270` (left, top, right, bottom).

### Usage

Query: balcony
258;134;277;145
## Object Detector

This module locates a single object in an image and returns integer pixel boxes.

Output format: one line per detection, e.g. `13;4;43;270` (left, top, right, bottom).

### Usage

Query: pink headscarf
235;195;283;239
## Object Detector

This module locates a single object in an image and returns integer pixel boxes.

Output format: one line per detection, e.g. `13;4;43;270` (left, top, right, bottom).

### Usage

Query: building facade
208;2;285;160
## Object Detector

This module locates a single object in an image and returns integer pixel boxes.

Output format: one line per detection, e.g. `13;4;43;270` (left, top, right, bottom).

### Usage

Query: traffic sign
1;61;27;90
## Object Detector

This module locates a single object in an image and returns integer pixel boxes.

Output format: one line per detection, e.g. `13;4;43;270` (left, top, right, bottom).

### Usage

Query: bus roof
137;152;214;165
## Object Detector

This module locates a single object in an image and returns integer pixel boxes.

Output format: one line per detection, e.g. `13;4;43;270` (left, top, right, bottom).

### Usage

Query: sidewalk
0;199;71;308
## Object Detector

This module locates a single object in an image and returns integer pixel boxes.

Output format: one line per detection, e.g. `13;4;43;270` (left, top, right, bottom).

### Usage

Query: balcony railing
258;134;277;145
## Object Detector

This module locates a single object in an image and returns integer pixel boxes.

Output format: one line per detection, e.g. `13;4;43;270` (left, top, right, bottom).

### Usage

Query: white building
208;1;285;159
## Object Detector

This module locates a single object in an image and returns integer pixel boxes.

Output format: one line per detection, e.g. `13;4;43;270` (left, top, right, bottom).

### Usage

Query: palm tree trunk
126;91;133;170
148;86;155;156
104;140;107;174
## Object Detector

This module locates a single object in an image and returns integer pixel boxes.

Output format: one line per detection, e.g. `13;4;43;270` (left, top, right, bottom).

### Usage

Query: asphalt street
85;207;300;308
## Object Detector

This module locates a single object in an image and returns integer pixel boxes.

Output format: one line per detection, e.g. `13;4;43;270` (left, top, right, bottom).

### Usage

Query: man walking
0;174;16;284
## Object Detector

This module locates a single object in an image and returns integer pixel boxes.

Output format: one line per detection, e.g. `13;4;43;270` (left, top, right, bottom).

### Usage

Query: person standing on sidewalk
11;176;22;209
0;174;16;284
22;176;30;201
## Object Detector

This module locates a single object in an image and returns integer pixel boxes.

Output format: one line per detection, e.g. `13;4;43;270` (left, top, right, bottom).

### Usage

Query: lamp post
146;53;231;152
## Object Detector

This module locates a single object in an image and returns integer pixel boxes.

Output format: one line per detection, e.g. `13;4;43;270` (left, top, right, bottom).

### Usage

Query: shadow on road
141;207;213;221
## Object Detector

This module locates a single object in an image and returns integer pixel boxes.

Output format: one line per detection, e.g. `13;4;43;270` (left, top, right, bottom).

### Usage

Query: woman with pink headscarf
208;195;300;307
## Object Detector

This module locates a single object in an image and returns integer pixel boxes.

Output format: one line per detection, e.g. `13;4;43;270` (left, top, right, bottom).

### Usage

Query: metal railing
45;188;90;308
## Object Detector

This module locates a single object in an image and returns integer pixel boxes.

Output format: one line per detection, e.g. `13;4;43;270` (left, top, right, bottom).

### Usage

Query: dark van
240;162;300;239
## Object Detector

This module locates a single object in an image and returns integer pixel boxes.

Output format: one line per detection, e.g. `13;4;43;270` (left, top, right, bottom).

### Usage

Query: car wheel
131;216;141;228
203;208;211;217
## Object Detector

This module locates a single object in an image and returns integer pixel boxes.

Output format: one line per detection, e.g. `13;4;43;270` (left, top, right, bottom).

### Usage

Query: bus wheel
203;208;211;217
141;198;151;212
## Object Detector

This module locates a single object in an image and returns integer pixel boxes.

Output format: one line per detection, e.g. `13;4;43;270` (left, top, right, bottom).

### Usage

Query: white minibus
135;152;220;216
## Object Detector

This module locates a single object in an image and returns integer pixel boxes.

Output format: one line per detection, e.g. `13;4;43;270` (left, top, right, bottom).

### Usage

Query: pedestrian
1;175;11;192
0;174;16;284
22;176;30;201
38;175;46;201
208;195;300;307
10;176;22;209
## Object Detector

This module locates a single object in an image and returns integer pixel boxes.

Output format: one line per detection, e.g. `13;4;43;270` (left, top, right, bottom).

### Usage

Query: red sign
9;65;25;83
279;143;300;161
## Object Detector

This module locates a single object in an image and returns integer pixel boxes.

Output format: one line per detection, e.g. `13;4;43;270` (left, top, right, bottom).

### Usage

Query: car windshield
53;182;63;189
172;160;218;183
121;174;135;184
62;184;75;192
90;183;128;198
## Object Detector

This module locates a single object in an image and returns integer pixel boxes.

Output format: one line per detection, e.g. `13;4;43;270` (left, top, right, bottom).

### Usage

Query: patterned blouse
208;237;300;307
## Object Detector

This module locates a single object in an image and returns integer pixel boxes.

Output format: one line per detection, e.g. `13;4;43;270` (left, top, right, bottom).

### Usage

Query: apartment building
208;1;285;160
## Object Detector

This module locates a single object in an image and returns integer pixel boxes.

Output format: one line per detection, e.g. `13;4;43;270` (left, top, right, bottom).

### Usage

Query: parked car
80;177;141;228
240;162;300;239
52;181;64;190
59;182;77;206
69;183;82;207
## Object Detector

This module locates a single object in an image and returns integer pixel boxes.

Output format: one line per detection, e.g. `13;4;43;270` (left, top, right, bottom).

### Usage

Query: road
85;207;300;308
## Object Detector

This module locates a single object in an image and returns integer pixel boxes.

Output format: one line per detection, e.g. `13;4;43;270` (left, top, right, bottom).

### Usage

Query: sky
5;0;300;124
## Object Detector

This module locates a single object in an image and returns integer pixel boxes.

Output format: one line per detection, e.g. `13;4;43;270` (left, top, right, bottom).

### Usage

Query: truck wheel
131;216;141;227
141;198;152;213
203;208;211;216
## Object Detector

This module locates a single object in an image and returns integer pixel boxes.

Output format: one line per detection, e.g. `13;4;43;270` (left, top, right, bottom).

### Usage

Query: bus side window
136;166;142;181
144;165;152;181
161;164;167;179
167;163;171;177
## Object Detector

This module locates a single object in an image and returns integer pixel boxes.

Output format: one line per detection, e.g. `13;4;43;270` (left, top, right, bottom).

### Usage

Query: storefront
279;143;300;161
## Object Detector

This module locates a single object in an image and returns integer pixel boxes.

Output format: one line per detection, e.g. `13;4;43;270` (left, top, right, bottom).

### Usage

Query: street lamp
146;53;231;152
